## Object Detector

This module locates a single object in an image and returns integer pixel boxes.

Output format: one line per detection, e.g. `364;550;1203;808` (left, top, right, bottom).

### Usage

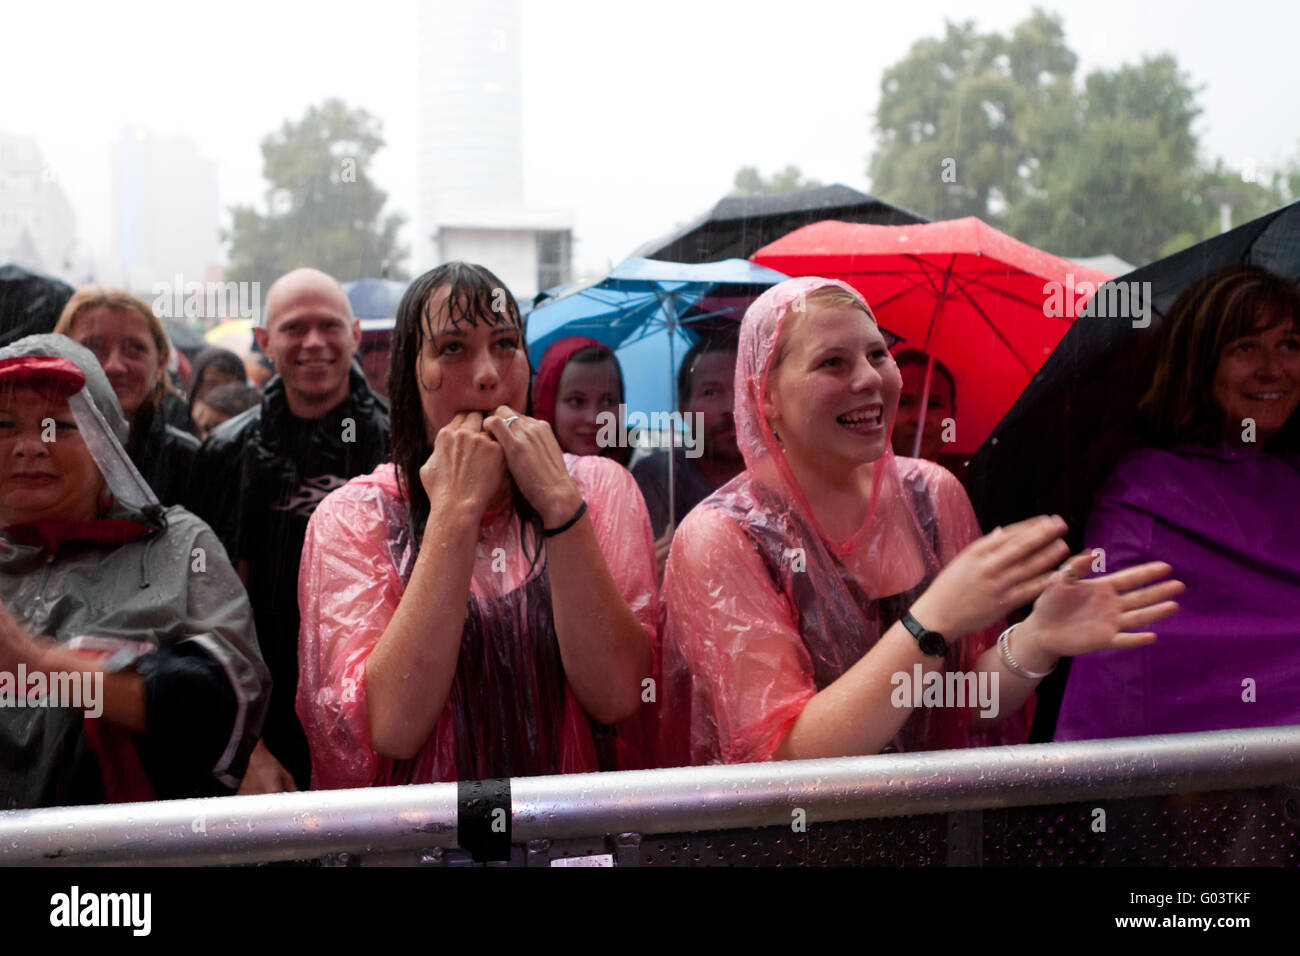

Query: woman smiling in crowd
0;335;267;808
1056;264;1300;740
54;287;199;505
661;277;1185;766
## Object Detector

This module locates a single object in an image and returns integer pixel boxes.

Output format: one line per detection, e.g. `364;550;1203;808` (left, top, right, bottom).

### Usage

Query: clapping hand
1024;553;1184;659
909;515;1074;638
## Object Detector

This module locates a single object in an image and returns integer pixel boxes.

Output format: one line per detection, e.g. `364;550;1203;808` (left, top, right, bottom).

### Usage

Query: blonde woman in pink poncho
660;277;1184;766
297;262;657;788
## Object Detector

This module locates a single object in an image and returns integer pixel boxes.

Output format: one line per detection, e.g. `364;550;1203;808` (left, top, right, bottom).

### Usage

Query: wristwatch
901;611;948;658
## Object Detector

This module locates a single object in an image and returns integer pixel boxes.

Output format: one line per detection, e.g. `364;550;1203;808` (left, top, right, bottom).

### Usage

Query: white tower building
110;128;220;293
416;0;571;300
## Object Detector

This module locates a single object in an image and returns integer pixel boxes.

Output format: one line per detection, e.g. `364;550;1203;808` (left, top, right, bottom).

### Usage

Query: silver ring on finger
504;416;520;429
1058;561;1078;581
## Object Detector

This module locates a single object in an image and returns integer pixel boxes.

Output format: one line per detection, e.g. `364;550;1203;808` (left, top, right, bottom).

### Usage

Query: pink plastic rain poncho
660;277;1030;766
297;455;659;789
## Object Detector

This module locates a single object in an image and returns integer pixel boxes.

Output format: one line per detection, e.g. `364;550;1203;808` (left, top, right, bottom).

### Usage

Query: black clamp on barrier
457;778;512;863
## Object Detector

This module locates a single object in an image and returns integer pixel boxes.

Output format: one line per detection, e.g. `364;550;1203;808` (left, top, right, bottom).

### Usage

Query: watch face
919;630;947;657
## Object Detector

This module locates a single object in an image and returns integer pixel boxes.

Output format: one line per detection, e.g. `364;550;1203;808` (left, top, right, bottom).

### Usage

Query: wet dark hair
188;347;248;412
894;349;958;415
1138;264;1300;449
200;381;260;417
388;261;544;567
677;329;739;410
568;345;620;373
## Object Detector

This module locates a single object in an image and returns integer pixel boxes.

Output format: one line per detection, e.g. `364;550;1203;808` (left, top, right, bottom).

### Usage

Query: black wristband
543;499;587;537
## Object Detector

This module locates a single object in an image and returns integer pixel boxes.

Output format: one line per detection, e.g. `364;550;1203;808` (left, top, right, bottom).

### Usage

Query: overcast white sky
5;0;1298;278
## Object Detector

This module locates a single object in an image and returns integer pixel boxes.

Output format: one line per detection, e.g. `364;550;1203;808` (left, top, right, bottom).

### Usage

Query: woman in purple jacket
1056;265;1300;740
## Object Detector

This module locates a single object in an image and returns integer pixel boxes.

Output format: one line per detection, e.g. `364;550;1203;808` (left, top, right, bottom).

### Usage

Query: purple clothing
1056;443;1300;740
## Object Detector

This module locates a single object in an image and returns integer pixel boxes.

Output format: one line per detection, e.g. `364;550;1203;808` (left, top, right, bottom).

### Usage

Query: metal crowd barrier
2;726;1298;866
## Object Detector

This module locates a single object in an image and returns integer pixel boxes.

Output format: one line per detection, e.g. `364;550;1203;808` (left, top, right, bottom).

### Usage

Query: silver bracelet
997;623;1056;680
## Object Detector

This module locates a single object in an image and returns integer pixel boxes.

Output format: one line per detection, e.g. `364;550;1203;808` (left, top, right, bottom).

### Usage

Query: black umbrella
970;199;1300;539
162;318;208;356
968;199;1300;740
0;264;74;347
633;184;927;264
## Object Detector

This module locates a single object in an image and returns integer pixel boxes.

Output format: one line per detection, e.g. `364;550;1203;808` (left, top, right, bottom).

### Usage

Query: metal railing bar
1;726;1297;866
509;726;1300;839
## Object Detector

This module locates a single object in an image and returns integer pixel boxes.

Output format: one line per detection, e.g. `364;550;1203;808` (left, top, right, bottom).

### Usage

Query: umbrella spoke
917;257;956;353
959;274;1071;315
954;285;1037;376
907;254;955;298
860;283;926;311
934;269;1070;321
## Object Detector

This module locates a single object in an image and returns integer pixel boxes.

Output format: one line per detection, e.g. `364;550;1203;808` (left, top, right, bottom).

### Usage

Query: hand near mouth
483;405;583;528
419;411;508;519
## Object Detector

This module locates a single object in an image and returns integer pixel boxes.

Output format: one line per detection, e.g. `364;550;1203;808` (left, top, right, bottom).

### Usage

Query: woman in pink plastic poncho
297;262;657;788
660;277;1185;766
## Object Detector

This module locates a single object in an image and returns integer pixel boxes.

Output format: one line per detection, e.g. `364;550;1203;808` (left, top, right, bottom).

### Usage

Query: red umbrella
751;217;1114;456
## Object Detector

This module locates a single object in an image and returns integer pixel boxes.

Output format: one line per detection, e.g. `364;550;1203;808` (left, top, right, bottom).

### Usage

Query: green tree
1286;154;1300;201
731;164;824;196
869;10;1289;267
1008;56;1207;264
1160;159;1290;258
869;9;1076;225
225;99;408;290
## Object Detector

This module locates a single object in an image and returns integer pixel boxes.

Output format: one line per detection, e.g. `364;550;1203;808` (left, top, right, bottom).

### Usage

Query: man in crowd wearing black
189;268;389;792
633;331;744;577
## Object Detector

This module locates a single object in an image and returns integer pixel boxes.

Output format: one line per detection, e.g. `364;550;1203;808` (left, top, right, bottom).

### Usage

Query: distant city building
0;132;85;282
416;0;572;300
110;127;220;293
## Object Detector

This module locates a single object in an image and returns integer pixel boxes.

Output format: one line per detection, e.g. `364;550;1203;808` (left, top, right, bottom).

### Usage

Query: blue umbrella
342;278;409;320
525;257;790;422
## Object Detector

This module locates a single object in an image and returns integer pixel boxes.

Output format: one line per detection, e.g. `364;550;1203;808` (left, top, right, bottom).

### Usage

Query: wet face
553;358;620;457
1212;319;1300;443
192;366;242;406
0;387;104;525
191;401;232;440
763;302;901;474
68;306;163;420
684;349;740;462
256;282;359;409
891;361;955;460
416;285;530;445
